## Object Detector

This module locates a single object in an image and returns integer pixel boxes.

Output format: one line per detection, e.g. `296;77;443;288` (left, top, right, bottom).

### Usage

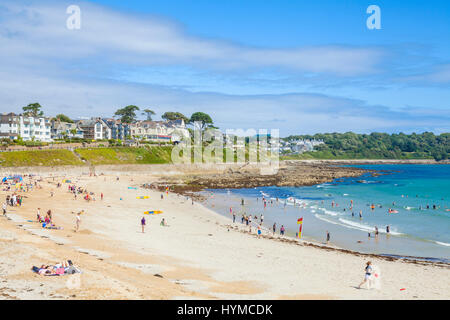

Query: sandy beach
1;166;449;300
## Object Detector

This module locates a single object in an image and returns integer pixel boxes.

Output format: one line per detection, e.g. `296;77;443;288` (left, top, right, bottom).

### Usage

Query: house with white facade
0;113;52;142
75;118;111;140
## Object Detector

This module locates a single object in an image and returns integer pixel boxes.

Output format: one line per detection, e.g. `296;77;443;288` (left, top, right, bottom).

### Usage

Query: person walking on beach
141;216;146;233
358;261;373;289
2;201;6;216
272;222;276;235
326;231;330;244
232;211;236;223
280;225;285;236
75;212;81;232
101;192;103;200
46;210;52;224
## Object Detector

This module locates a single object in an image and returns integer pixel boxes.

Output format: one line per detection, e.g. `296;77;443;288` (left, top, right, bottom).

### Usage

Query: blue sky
0;0;449;135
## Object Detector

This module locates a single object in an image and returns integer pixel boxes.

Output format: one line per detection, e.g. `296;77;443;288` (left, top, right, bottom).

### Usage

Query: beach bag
65;266;81;274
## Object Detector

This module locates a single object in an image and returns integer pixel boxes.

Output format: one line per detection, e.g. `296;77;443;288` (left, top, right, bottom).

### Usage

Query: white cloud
0;0;384;75
0;0;448;135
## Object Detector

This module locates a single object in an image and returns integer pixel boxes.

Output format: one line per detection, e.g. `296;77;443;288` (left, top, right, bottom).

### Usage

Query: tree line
18;103;216;129
284;132;449;161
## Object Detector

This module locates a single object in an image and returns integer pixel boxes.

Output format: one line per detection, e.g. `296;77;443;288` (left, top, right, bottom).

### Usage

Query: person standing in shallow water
326;231;330;244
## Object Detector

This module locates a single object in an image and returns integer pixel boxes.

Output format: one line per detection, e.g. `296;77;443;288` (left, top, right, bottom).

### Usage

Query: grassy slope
0;150;83;167
74;147;173;165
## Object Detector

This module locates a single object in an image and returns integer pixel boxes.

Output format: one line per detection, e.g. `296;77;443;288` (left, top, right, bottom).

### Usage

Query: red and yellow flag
297;217;303;238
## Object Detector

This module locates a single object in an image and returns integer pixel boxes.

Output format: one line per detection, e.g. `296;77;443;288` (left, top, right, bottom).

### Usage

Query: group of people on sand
5;193;23;207
68;184;101;202
2;193;26;216
140;217;169;233
32;259;80;276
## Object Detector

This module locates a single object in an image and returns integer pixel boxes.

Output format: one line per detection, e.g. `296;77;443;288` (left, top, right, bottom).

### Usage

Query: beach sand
0;170;449;300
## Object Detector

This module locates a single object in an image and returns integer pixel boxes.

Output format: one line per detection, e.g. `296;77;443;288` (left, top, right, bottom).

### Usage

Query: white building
130;119;189;143
76;118;111;140
0;113;52;142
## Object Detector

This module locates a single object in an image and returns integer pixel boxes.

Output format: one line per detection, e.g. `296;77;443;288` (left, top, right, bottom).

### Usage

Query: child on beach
75;212;81;232
358;261;374;289
141;216;146;233
280;225;285;236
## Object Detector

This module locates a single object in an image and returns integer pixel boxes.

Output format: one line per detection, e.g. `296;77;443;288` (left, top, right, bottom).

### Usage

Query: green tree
162;112;189;123
189;112;214;130
142;109;156;121
55;114;74;123
23;103;44;117
115;105;140;123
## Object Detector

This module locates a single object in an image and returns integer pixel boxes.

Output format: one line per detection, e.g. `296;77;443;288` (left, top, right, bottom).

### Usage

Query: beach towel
144;210;163;215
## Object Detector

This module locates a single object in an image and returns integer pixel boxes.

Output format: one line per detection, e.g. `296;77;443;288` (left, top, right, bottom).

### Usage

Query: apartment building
0;113;52;142
103;118;130;140
76;118;111;140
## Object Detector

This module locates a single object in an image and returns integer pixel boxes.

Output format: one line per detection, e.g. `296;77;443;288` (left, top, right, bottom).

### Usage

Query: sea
200;164;450;262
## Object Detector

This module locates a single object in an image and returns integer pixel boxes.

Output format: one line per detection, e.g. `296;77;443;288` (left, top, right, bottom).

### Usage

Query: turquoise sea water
201;164;450;262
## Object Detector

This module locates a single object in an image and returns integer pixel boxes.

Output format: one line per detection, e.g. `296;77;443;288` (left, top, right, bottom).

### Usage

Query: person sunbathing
37;265;56;275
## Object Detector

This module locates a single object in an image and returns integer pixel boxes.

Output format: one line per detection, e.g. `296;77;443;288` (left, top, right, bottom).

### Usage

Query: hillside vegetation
282;132;449;161
74;147;173;165
0;150;83;167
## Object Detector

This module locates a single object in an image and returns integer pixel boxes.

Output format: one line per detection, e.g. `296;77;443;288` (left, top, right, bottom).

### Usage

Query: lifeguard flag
297;217;303;238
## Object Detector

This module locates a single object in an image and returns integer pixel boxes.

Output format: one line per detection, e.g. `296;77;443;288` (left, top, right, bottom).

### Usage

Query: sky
0;0;449;136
